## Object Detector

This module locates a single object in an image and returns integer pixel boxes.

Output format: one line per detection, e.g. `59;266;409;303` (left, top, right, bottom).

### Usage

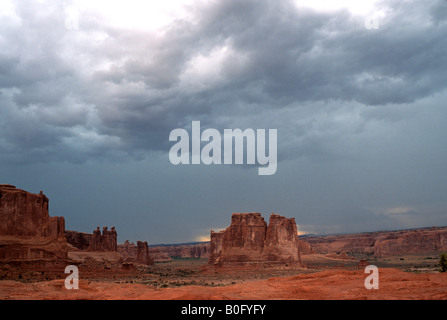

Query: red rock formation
209;212;301;266
220;212;267;264
0;184;67;263
301;226;447;257
148;243;209;261
0;184;65;238
209;231;224;265
147;248;172;262
298;239;313;255
136;241;154;265
301;233;376;255
373;227;447;257
117;240;154;265
65;230;93;250
263;214;301;263
88;226;117;252
118;240;138;262
338;251;351;259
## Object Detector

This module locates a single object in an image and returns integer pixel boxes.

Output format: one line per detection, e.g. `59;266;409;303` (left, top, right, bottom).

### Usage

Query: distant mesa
301;226;447;257
209;212;302;266
142;242;209;262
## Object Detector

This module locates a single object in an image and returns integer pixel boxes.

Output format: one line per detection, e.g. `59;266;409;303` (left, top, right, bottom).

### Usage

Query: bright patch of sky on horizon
0;0;387;31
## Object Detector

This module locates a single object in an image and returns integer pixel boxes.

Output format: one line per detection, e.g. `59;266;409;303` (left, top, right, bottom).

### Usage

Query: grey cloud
1;0;447;242
1;0;447;166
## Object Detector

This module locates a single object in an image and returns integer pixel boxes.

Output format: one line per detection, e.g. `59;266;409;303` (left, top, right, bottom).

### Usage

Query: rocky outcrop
209;212;301;266
298;239;313;255
209;231;224;265
118;240;138;260
65;230;93;250
215;212;267;265
66;227;117;252
373;227;447;257
136;241;154;265
263;213;301;263
301;226;447;257
0;184;67;264
149;242;209;261
117;240;154;265
300;233;377;255
88;226;117;252
0;184;65;238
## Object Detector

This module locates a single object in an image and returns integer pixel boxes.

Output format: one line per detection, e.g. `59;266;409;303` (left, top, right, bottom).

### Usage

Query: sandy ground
0;267;446;300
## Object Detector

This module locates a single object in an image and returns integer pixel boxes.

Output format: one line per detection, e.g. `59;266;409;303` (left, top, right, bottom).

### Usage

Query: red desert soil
0;268;446;300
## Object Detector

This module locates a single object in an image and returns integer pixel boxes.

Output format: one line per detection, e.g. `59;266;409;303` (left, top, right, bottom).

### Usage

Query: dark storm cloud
1;0;447;165
1;0;446;242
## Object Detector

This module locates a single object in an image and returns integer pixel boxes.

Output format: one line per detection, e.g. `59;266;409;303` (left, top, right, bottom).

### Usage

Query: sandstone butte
0;184;154;269
0;184;67;266
209;212;301;266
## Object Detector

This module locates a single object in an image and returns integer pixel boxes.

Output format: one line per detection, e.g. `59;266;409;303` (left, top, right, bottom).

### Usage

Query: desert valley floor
1;252;446;300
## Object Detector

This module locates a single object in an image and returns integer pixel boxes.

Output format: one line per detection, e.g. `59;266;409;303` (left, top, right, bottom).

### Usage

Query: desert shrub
440;253;447;272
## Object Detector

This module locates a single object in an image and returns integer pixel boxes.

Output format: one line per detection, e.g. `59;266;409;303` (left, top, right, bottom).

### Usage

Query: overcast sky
1;0;446;244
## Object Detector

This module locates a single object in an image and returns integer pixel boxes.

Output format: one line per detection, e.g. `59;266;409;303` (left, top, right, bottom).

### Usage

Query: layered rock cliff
88;226;117;252
373;227;447;257
0;184;67;263
136;241;154;265
149;242;209;261
66;227;118;252
209;213;301;266
301;226;447;257
118;240;154;265
65;230;92;250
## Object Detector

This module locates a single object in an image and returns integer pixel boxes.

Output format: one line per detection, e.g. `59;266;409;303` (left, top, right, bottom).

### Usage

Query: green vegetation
439;253;447;272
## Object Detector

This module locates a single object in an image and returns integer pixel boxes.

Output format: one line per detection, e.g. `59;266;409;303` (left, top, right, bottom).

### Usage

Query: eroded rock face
209;212;301;266
149;243;209;261
301;226;447;257
220;213;267;264
136;241;154;265
0;184;65;238
117;240;154;265
263;214;301;263
118;240;137;261
65;231;93;250
88;226;117;252
298;239;313;255
209;231;224;266
373;227;447;257
0;185;67;263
